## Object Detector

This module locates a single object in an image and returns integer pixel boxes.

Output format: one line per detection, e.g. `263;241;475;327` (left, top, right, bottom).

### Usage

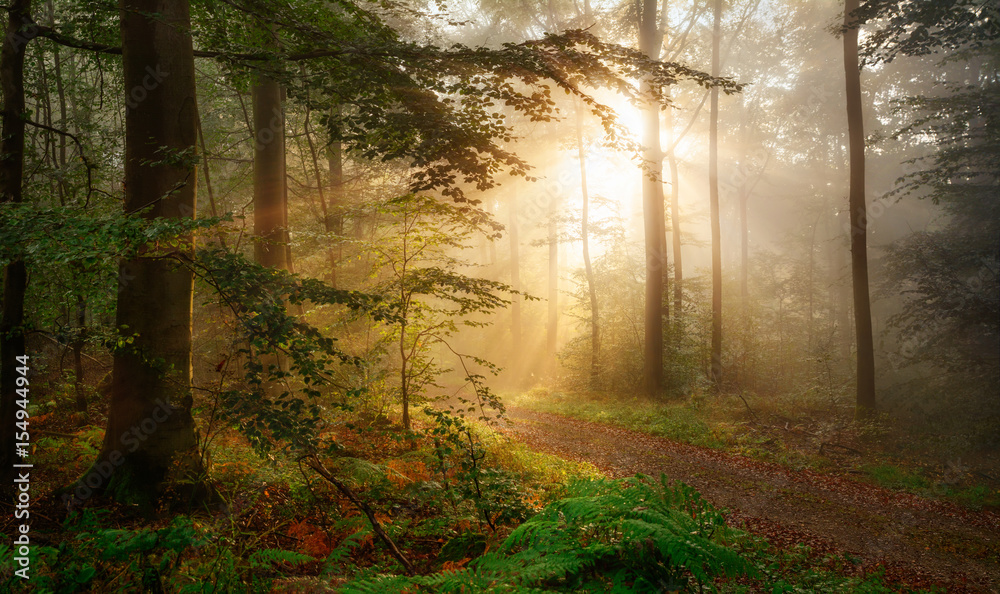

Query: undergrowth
1;424;934;593
1;388;954;592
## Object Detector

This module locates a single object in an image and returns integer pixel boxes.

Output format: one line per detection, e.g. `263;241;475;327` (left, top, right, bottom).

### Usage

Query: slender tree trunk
81;0;207;511
486;199;498;270
36;30;63;205
47;1;67;185
835;209;853;363
399;219;411;432
740;189;749;302
576;105;600;386
659;0;671;337
708;0;724;388
639;0;665;396
843;0;876;417
667;120;683;319
301;92;337;283
326;110;345;284
195;105;220;222
252;50;288;271
0;0;31;502
807;212;821;351
72;293;86;413
508;188;523;378
547;194;558;372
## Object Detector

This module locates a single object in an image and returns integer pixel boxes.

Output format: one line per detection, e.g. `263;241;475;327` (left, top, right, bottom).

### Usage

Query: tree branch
303;454;415;575
23;119;108;205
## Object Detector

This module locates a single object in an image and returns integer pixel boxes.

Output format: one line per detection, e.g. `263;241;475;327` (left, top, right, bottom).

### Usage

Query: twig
735;392;757;421
303;455;415;575
23;119;108;206
30;331;107;366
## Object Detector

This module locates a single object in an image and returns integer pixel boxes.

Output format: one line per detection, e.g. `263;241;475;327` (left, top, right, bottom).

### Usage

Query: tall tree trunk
576;105;600;386
547;193;558;373
639;0;665;396
659;0;671;334
708;0;724;388
0;0;31;503
251;54;296;386
508;188;523;379
81;0;206;511
807;211;822;351
739;188;749;303
301;92;336;283
834;209;853;364
47;1;67;188
72;293;86;413
326;111;345;284
485;199;498;270
195;105;221;228
252;52;288;271
843;0;876;417
667;115;683;319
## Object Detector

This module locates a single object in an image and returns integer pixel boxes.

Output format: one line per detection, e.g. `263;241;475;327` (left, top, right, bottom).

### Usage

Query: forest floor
500;406;1000;593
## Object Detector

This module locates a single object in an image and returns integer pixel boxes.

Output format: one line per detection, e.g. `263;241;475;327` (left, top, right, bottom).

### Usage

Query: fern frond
346;474;756;592
249;548;314;569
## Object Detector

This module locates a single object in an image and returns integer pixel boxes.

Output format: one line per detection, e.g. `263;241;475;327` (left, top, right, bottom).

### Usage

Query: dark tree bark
843;0;877;417
639;0;665;396
0;0;32;503
78;0;207;510
708;0;724;388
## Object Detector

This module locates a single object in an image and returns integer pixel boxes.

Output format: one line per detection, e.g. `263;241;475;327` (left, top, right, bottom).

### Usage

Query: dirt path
501;407;1000;593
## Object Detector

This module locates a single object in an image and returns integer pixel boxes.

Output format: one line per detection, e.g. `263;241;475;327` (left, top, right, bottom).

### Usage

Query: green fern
343;474;754;593
249;548;315;569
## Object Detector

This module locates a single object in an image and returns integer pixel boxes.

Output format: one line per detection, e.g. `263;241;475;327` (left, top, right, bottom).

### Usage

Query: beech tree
639;0;666;396
708;0;724;389
843;0;877;416
252;41;290;272
575;103;600;385
76;0;207;508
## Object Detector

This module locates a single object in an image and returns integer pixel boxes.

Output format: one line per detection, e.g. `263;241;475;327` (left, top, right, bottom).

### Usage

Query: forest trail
500;407;1000;593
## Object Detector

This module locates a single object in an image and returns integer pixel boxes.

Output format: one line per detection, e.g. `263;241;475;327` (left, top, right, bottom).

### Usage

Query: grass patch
508;389;726;449
861;463;931;492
